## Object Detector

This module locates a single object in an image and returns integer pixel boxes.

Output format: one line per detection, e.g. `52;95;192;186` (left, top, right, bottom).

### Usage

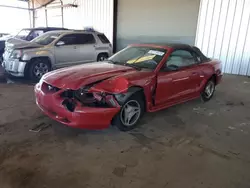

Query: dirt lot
0;75;250;188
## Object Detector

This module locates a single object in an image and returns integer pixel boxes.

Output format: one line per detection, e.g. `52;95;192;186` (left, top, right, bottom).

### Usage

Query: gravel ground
0;74;250;188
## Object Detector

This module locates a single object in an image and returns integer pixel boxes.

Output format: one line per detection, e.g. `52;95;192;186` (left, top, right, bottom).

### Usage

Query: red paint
35;44;222;130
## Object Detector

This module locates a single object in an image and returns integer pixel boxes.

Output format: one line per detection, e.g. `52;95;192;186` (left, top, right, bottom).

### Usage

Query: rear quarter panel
198;59;222;92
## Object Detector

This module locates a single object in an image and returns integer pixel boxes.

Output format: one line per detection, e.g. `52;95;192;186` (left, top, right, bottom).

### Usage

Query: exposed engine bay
42;81;121;113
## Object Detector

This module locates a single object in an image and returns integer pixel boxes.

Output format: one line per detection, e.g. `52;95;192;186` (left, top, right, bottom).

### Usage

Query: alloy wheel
33;62;49;78
120;100;141;127
204;81;215;98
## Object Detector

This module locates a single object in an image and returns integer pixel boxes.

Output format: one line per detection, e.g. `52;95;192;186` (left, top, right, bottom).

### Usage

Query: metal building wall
116;0;200;51
35;0;114;44
196;0;250;76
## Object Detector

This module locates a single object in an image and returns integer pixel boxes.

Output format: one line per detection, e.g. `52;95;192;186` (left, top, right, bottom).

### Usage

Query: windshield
16;29;31;40
31;33;61;45
108;46;166;70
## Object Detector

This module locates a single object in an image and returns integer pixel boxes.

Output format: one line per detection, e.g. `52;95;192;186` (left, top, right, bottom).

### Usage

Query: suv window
97;34;110;44
59;34;78;45
59;34;95;45
77;34;96;44
166;50;196;68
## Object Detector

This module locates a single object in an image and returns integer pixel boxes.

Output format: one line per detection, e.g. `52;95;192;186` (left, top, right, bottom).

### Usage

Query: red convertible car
35;44;222;131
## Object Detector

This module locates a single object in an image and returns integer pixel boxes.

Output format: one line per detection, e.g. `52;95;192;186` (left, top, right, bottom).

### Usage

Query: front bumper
2;58;27;77
34;84;121;130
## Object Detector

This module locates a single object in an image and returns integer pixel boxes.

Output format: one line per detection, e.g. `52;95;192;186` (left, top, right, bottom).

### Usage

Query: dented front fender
89;77;130;94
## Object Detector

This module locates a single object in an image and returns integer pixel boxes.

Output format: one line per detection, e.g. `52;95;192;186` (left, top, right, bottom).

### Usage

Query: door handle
192;72;198;75
73;46;77;49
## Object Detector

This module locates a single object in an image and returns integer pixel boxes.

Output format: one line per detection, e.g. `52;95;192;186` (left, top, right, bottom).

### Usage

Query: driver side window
166;50;196;69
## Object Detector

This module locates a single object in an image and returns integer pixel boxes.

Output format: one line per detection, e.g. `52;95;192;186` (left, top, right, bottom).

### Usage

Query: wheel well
30;57;51;66
24;57;52;77
211;74;217;85
111;86;146;126
97;52;109;58
120;86;146;110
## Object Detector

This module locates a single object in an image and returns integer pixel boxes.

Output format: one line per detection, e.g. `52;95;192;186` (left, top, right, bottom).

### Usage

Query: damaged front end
60;84;120;113
35;81;122;129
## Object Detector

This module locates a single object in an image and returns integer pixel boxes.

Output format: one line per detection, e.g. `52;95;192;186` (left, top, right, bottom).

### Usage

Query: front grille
41;82;60;94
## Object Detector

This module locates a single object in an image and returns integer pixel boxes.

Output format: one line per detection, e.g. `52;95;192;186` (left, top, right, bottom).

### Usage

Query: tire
113;92;145;131
97;53;108;61
27;58;51;82
201;78;215;102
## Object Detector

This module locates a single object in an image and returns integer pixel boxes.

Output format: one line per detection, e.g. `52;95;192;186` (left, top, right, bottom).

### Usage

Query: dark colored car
34;43;223;131
0;27;67;62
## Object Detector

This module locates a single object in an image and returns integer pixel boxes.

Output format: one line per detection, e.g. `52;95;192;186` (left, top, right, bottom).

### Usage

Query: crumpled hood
6;38;41;50
43;62;136;90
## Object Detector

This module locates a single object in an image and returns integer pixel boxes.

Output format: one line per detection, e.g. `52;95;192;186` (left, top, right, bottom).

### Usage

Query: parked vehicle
34;43;223;131
2;29;112;81
0;33;9;38
0;27;67;63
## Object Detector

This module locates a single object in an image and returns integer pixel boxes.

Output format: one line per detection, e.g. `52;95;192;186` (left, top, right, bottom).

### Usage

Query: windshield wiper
107;59;141;70
122;63;142;71
106;59;120;64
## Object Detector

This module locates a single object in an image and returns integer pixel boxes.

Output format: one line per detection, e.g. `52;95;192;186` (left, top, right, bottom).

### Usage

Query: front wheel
113;93;145;131
28;58;51;82
201;79;215;102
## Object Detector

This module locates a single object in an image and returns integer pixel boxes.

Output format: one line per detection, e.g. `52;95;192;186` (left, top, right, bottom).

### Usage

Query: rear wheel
113;93;145;131
201;79;215;102
97;53;108;61
28;58;51;82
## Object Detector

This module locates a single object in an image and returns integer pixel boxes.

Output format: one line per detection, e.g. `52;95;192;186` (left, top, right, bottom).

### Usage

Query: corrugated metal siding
196;0;250;76
116;0;200;51
35;7;47;27
35;0;114;44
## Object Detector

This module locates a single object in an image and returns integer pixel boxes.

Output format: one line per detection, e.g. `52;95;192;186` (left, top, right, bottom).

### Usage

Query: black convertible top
159;43;210;62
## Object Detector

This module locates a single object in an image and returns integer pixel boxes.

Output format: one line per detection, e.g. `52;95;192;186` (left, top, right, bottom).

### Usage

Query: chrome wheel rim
34;63;49;78
204;81;215;98
120;100;141;127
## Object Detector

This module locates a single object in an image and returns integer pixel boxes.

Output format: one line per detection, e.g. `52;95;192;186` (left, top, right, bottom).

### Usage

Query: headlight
10;50;22;59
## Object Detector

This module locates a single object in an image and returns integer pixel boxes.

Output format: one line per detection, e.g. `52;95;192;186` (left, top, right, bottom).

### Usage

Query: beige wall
117;0;200;50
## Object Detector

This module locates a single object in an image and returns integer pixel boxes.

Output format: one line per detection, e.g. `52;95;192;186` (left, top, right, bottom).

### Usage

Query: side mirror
56;41;65;46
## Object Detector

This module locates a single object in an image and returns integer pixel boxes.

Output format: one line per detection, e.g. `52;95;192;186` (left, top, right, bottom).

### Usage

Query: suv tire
28;58;51;82
97;53;108;61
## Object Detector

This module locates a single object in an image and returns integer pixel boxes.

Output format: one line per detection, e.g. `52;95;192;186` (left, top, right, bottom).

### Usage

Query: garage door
116;0;200;51
196;0;250;76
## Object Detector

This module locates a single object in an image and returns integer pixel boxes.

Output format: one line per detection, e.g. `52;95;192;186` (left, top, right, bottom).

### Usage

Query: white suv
3;29;112;81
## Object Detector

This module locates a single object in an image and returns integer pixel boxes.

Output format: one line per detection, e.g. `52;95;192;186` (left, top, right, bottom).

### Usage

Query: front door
54;34;81;68
155;49;199;106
